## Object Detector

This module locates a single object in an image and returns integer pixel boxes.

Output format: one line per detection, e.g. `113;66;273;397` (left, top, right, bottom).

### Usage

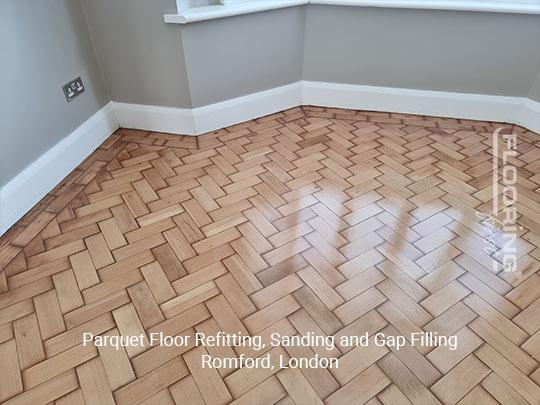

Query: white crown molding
0;102;118;235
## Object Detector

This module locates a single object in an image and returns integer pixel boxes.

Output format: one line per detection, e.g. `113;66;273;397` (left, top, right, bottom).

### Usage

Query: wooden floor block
0;108;539;404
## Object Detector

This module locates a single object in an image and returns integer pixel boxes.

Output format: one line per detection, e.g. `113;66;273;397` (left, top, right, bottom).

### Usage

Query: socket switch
62;77;85;102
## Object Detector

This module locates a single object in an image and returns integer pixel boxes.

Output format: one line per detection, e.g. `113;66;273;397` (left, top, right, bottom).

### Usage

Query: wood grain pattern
0;107;539;404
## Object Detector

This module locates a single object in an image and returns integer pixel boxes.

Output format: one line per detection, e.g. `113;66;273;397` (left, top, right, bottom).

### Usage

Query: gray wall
81;2;540;108
528;68;540;102
80;2;305;108
3;1;540;188
303;5;540;97
180;6;306;107
0;0;109;187
80;0;192;108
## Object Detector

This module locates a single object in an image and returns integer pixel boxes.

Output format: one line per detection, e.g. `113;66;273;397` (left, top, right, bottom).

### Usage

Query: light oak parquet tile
0;107;539;404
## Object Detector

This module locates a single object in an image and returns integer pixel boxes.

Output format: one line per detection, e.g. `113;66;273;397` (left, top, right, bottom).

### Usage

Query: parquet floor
1;106;540;405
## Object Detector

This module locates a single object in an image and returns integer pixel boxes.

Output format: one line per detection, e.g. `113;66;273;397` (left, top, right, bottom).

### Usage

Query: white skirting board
112;82;303;135
301;81;525;124
111;81;540;136
0;102;118;235
113;102;196;135
193;82;303;134
516;98;540;135
1;82;539;236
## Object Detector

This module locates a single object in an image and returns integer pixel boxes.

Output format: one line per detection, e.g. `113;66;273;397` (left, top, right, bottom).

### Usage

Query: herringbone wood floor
1;106;540;405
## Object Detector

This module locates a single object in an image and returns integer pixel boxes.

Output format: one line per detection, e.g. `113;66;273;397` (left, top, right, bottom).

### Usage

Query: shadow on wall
79;0;192;108
0;0;108;187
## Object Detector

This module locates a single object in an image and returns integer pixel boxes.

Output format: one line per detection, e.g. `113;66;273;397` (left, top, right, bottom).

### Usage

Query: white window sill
313;0;540;14
164;0;308;24
164;0;540;24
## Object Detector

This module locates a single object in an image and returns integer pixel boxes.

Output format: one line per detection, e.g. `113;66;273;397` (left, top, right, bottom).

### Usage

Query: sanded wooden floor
0;106;540;404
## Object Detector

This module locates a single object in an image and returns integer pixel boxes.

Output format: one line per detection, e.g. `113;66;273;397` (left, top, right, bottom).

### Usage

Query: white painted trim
164;0;308;24
110;82;540;136
112;102;196;135
516;98;540;134
311;0;540;15
164;0;540;24
111;82;302;135
2;83;539;237
109;81;540;136
0;102;118;235
176;0;191;12
302;81;524;123
193;82;303;133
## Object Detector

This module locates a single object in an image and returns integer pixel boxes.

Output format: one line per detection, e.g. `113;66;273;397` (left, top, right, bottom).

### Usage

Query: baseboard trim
110;81;540;136
302;81;525;124
0;102;118;235
2;82;539;236
112;82;303;136
516;98;540;134
193;82;303;134
112;102;196;135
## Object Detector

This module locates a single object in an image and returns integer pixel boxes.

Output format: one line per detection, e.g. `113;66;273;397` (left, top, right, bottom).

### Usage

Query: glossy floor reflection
0;107;539;404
